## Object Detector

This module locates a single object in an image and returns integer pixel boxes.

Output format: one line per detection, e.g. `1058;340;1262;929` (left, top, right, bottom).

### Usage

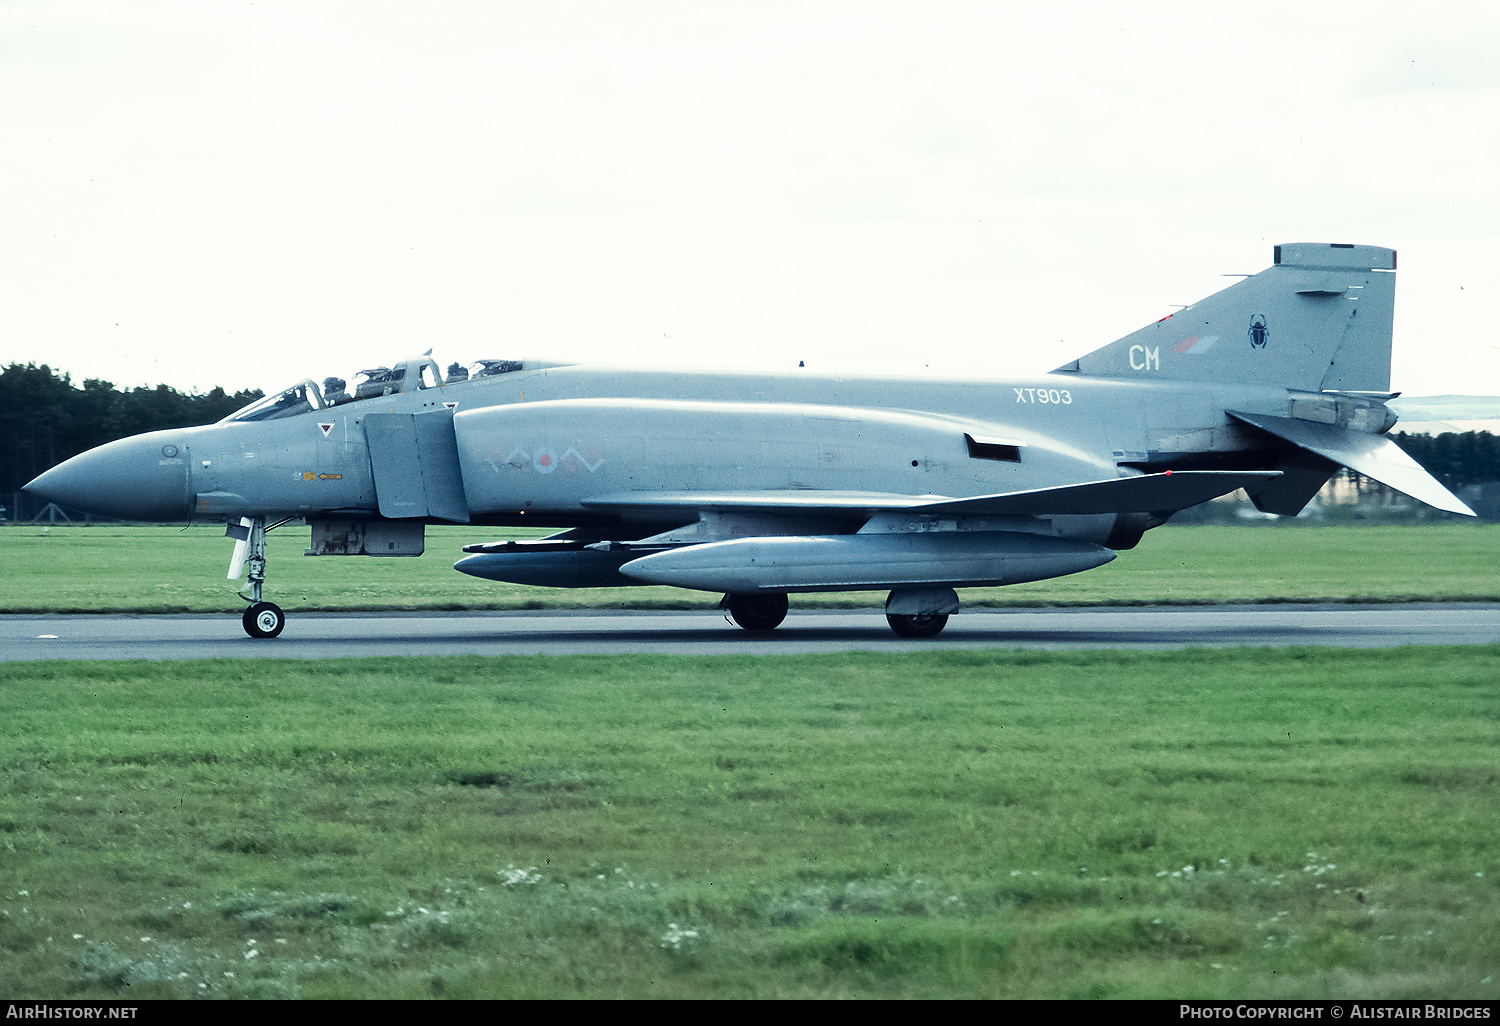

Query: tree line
1;362;262;513
1391;431;1500;492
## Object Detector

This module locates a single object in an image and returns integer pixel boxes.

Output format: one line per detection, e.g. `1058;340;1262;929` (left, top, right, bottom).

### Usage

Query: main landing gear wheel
886;613;949;638
726;592;789;631
243;602;286;639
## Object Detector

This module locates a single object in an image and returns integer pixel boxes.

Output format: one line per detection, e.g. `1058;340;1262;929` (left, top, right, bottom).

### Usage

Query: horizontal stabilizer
582;471;1279;519
1227;411;1475;516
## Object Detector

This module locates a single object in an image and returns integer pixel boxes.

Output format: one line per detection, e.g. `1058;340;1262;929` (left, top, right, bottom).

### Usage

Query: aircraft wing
910;470;1282;515
579;470;1281;518
1226;411;1475;516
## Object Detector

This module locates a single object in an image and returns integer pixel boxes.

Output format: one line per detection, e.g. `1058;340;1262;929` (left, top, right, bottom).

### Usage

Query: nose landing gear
227;516;293;639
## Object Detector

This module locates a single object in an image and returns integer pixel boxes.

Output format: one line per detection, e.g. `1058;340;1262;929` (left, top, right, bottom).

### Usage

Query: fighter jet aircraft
25;242;1473;639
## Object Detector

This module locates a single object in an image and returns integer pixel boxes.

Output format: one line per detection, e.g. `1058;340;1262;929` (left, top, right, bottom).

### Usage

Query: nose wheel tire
726;592;789;631
886;613;948;638
243;602;286;639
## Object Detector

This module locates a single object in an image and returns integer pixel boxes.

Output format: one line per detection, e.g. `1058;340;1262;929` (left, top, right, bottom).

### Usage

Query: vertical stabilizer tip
1274;243;1396;271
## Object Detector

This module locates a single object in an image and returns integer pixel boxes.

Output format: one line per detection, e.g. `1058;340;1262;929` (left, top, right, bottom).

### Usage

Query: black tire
243;602;286;639
726;592;789;631
886;612;948;638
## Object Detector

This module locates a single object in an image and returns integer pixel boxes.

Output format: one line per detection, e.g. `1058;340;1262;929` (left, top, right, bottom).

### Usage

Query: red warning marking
444;402;458;410
317;423;334;437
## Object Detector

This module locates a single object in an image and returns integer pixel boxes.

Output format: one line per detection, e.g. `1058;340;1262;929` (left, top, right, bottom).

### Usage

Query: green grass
2;522;1499;614
2;648;1497;998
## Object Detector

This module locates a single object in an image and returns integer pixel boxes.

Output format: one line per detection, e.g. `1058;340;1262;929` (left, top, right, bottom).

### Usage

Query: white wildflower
499;867;542;886
73;934;82;940
244;949;258;959
660;922;702;952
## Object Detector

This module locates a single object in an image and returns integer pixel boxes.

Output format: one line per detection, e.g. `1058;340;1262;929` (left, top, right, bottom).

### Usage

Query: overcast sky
3;1;1499;398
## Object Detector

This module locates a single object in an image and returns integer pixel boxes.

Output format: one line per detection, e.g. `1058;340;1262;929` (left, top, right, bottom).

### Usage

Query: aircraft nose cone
23;430;192;521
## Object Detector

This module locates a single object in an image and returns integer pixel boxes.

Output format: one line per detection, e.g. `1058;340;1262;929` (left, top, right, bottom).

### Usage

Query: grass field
2;648;1497;998
2;522;1499;614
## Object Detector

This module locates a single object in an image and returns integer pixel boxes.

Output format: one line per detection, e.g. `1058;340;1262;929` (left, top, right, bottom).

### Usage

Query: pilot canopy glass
218;357;533;423
223;379;326;423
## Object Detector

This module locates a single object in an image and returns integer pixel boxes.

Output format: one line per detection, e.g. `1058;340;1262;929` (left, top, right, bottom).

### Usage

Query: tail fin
1056;243;1397;392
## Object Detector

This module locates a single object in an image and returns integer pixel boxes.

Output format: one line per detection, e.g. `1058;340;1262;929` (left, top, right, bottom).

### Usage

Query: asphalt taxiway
3;604;1499;661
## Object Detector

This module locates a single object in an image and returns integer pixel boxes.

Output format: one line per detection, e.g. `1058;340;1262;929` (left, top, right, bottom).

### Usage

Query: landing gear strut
723;592;789;631
229;516;290;639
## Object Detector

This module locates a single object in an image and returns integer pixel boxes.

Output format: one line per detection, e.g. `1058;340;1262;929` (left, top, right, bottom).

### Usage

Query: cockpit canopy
220;356;539;423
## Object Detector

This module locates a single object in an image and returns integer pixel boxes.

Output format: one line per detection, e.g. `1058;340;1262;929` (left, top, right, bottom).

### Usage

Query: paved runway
3;604;1499;661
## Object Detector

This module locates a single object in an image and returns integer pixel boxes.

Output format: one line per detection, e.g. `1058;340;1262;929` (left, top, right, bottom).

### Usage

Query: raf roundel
533;450;558;474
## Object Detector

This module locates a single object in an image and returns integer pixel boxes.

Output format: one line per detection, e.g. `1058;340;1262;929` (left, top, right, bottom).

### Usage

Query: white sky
3;1;1499;397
